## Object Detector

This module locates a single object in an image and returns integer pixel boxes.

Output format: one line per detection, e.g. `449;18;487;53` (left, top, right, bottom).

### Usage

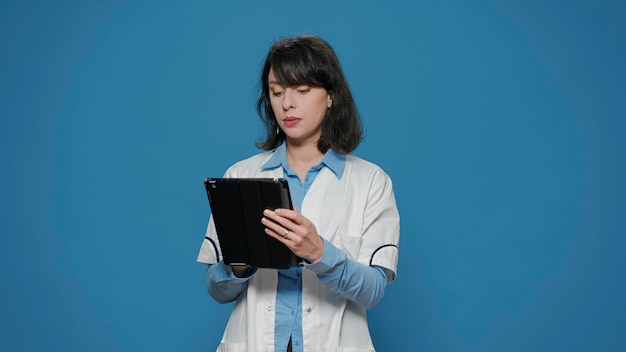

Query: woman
197;35;400;352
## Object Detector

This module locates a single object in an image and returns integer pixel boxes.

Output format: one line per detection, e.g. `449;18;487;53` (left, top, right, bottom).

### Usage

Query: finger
273;208;304;224
262;214;298;240
262;209;284;227
264;226;292;244
261;215;283;233
263;209;296;228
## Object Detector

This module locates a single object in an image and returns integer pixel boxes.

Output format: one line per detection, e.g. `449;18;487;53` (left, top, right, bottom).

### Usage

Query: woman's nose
282;90;295;110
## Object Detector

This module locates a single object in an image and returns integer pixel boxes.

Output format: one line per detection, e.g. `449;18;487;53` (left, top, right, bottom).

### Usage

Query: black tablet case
203;178;301;269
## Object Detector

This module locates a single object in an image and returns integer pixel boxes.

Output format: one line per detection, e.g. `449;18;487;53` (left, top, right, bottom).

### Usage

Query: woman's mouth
283;117;301;127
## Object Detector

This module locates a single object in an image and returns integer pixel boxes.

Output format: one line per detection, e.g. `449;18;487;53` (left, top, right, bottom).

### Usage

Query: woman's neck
285;140;324;181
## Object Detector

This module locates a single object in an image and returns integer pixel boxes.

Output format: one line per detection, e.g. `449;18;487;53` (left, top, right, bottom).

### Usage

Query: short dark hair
256;35;363;154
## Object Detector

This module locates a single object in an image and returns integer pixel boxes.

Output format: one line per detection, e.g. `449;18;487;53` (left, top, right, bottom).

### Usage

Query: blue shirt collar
261;143;346;179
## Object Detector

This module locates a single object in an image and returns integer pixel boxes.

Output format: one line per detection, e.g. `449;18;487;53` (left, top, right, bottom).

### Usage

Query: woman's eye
297;89;310;94
271;91;284;97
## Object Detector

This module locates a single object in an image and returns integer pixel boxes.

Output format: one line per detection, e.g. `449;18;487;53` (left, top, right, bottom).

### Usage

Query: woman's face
268;68;332;147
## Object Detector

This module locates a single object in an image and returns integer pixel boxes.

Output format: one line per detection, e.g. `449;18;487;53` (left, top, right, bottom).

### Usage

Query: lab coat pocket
336;232;363;261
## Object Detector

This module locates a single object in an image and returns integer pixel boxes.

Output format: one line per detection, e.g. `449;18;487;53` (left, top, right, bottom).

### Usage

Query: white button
267;306;273;311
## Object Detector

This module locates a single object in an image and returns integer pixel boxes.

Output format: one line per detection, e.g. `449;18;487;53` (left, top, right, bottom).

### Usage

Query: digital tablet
203;178;301;269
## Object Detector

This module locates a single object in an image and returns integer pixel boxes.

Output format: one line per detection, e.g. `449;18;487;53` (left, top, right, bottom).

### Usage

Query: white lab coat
197;150;400;352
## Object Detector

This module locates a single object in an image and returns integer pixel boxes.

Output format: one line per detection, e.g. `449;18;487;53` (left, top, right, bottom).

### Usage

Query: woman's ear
327;94;333;108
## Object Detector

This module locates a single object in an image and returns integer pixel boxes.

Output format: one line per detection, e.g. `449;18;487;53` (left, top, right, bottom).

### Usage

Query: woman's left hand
262;207;324;263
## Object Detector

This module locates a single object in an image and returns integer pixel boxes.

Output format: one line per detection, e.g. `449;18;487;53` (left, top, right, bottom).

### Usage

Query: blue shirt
261;143;346;352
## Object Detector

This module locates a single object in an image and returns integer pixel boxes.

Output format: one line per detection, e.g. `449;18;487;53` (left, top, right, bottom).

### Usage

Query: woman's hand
262;207;324;263
230;265;250;278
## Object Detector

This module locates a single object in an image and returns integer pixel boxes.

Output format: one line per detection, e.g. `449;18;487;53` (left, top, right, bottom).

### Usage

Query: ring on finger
283;230;290;239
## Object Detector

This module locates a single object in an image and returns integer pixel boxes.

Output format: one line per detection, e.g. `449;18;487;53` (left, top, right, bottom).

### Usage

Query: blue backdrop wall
2;0;625;351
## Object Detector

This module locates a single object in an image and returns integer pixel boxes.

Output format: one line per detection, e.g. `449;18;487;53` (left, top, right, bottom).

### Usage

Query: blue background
2;0;625;351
